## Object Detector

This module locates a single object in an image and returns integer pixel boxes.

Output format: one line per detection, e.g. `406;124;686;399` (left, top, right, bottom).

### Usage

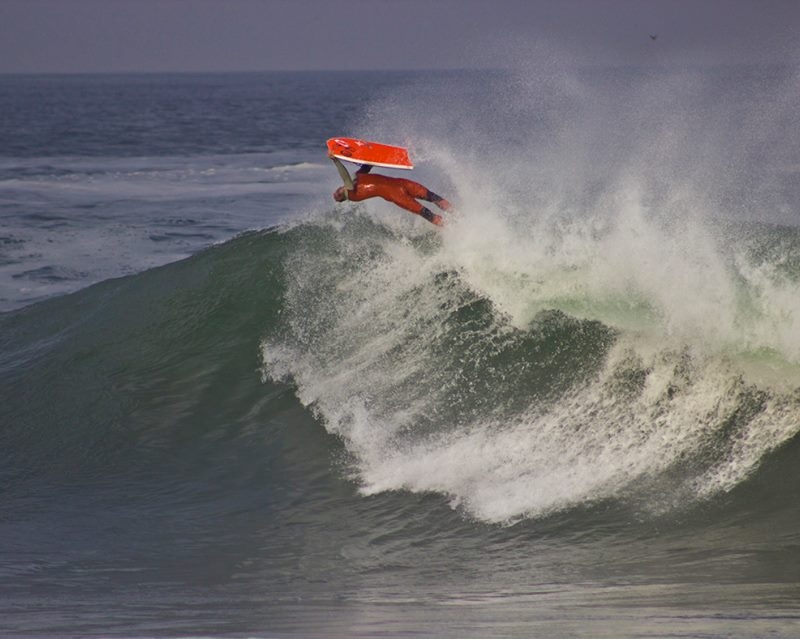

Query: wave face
2;218;800;636
4;219;800;529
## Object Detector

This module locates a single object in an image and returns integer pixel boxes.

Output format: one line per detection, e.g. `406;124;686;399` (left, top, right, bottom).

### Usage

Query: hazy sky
1;0;799;74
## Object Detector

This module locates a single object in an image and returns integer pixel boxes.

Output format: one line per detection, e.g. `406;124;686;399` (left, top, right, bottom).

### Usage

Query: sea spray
262;63;800;523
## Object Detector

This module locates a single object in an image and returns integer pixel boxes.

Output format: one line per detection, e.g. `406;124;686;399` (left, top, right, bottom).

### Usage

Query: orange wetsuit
338;172;452;226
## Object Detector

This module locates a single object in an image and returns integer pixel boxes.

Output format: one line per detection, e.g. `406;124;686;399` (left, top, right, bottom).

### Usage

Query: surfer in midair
330;156;453;227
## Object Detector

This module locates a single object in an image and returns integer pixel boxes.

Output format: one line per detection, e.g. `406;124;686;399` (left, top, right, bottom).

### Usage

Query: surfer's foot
426;191;452;212
436;198;453;212
419;207;444;226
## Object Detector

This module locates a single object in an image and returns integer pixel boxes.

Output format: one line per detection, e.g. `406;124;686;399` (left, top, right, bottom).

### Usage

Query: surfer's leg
376;180;444;226
397;179;452;212
384;191;443;226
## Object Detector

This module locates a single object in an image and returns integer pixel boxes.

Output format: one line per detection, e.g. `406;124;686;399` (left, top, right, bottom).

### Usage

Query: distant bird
649;34;658;41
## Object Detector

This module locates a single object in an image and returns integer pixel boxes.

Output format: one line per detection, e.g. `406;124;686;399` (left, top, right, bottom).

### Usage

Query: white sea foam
262;206;800;522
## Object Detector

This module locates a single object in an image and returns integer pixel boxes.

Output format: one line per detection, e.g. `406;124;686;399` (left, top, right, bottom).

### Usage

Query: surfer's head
333;186;348;202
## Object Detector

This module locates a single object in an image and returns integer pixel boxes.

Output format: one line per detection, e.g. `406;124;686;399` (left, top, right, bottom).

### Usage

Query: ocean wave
261;210;800;523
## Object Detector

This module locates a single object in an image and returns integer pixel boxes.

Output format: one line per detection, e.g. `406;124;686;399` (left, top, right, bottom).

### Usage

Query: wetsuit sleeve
331;157;354;191
356;164;372;174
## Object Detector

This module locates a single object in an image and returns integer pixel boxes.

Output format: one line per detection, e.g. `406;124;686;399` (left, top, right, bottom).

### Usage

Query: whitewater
263;64;800;523
2;67;800;638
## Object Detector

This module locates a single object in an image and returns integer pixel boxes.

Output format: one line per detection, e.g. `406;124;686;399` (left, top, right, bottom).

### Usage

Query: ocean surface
2;68;800;638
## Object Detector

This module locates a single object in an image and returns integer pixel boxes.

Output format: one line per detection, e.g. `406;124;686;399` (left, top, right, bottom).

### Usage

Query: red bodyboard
327;137;413;170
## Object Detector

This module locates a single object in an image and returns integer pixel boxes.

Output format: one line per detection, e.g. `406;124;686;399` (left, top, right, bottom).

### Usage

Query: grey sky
1;0;798;74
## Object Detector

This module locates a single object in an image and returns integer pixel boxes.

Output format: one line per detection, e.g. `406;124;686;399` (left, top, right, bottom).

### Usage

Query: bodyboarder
330;156;452;227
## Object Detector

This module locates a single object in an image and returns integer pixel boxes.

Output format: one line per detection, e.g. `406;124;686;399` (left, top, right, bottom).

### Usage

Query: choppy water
2;67;800;638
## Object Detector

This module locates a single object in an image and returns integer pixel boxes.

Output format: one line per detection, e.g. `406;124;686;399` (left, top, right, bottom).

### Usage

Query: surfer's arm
356;164;372;175
330;156;354;192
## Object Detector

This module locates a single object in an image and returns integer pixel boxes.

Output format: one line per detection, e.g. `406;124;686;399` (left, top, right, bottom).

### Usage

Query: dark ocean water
2;68;800;638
